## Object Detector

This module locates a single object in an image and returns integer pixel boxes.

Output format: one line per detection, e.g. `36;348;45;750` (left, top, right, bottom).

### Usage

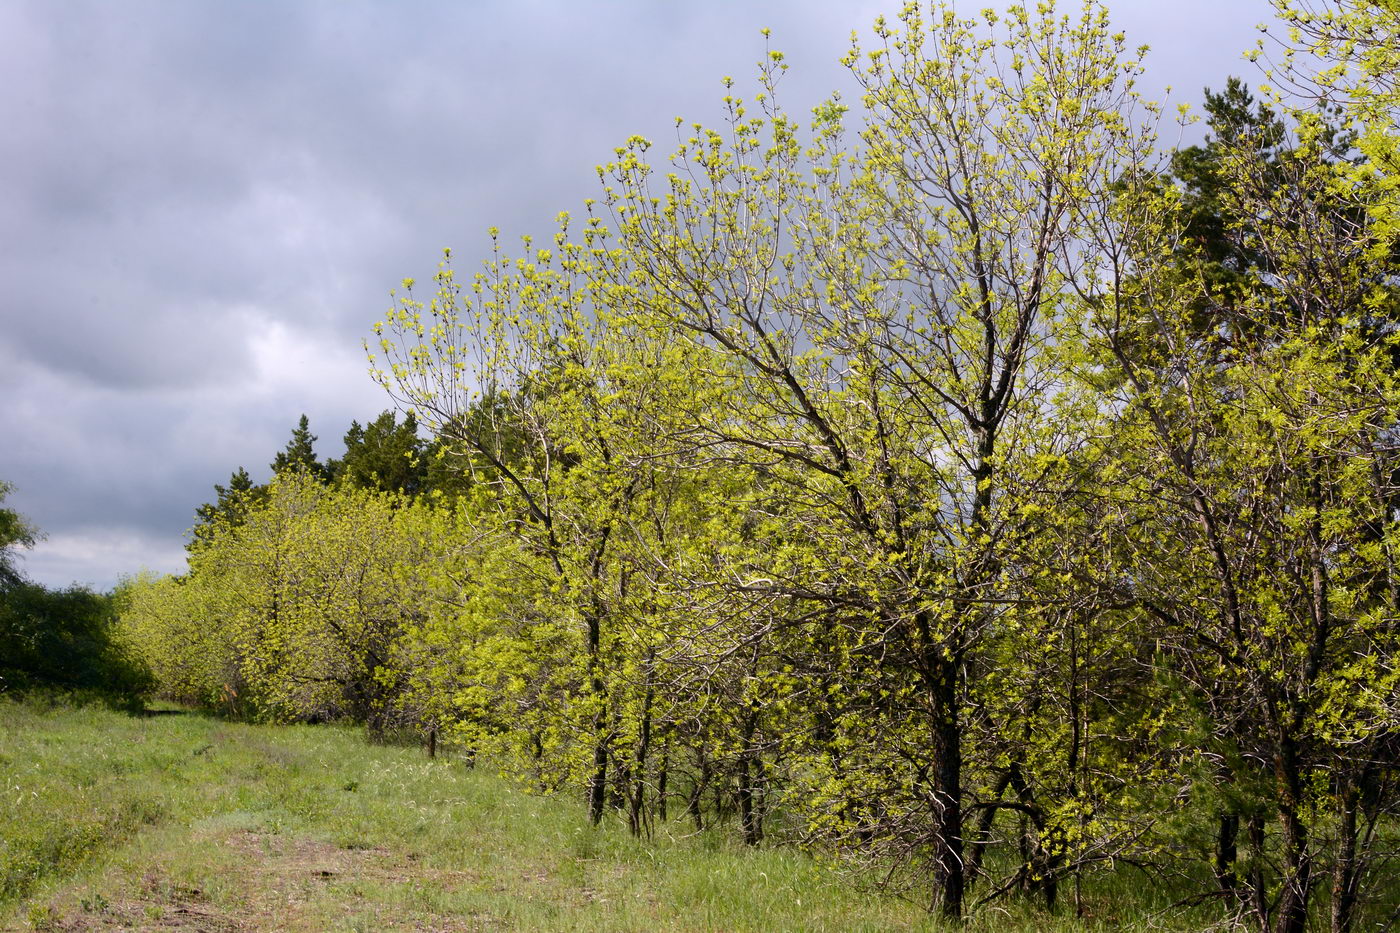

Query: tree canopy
119;2;1400;930
0;480;38;588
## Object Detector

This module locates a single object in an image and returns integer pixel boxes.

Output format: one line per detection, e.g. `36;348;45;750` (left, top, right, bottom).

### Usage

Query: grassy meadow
1;696;1221;932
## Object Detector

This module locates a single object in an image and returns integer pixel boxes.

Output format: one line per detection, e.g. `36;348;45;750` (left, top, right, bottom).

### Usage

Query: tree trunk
586;610;608;825
1274;735;1313;933
1275;811;1312;933
688;753;709;832
928;654;965;921
1247;814;1268;929
1330;774;1361;933
588;736;609;825
1216;810;1240;895
965;769;1013;886
736;709;763;846
1007;760;1055;911
656;742;669;824
629;682;654;837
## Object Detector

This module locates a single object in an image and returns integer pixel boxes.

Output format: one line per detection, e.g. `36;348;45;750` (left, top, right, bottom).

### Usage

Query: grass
0;696;1220;931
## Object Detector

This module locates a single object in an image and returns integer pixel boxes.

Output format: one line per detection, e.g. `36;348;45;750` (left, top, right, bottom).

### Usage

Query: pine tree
190;467;265;551
270;414;327;481
327;411;427;495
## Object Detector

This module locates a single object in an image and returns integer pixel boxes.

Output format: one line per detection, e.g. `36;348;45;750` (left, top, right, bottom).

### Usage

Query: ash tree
351;0;1400;925
1074;78;1400;933
368;222;731;826
592;1;1158;917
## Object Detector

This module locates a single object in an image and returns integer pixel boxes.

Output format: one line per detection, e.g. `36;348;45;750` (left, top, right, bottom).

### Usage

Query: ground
1;699;942;932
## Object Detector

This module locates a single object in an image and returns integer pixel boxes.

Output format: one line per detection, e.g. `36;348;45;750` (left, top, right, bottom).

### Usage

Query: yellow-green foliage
117;1;1400;928
121;474;448;725
118;571;234;710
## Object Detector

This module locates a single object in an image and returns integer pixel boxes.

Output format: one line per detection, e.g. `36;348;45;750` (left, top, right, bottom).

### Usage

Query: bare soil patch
24;832;491;933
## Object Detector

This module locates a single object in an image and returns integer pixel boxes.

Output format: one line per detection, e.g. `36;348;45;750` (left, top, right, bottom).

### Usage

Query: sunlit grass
0;696;1228;931
0;697;932;931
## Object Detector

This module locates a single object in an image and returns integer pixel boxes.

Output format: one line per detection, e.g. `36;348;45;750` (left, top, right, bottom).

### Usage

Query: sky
2;0;1278;590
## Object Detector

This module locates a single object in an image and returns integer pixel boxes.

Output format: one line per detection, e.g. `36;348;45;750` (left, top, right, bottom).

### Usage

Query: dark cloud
0;0;1277;589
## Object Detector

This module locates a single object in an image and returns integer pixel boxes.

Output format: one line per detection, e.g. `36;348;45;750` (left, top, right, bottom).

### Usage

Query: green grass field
0;697;1211;932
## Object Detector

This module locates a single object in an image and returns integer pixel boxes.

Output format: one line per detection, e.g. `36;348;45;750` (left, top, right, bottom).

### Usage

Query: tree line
0;481;151;705
118;2;1400;929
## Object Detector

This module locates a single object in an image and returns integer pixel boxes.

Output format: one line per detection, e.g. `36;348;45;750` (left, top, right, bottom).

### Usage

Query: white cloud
20;526;190;591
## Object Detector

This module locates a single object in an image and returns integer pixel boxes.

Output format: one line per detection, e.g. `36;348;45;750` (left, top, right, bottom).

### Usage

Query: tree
117;571;243;712
369;233;720;826
0;581;152;703
129;474;445;730
0;482;151;704
190;467;264;551
119;1;1400;926
0;480;37;588
1076;85;1400;932
592;1;1156;916
270;414;327;481
327;410;429;495
1265;1;1400;171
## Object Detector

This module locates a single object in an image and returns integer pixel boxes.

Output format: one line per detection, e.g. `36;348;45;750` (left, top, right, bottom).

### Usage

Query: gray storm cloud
0;0;1276;589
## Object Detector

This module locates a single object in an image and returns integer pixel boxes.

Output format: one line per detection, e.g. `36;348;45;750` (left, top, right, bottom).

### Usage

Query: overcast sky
2;0;1277;590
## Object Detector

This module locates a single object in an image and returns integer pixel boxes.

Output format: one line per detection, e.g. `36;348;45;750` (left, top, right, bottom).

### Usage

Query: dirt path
17;830;492;933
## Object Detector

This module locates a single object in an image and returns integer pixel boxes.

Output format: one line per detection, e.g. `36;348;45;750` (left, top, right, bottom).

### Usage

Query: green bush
0;582;153;707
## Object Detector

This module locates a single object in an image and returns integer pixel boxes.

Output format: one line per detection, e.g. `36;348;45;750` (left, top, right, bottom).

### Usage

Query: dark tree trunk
688;754;709;832
1274;734;1313;933
927;654;965;920
656;743;669;824
1247;814;1268;928
965;769;1012;885
588;737;609;825
586;610;608;826
530;731;546;791
1330;774;1361;933
1216;810;1241;895
736;709;763;846
1006;760;1056;910
1275;811;1312;933
736;758;758;846
1041;846;1060;914
629;682;654;837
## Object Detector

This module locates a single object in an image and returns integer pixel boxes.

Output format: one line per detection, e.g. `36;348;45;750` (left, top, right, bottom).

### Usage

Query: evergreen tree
328;410;428;495
190;467;264;551
270;414;327;481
